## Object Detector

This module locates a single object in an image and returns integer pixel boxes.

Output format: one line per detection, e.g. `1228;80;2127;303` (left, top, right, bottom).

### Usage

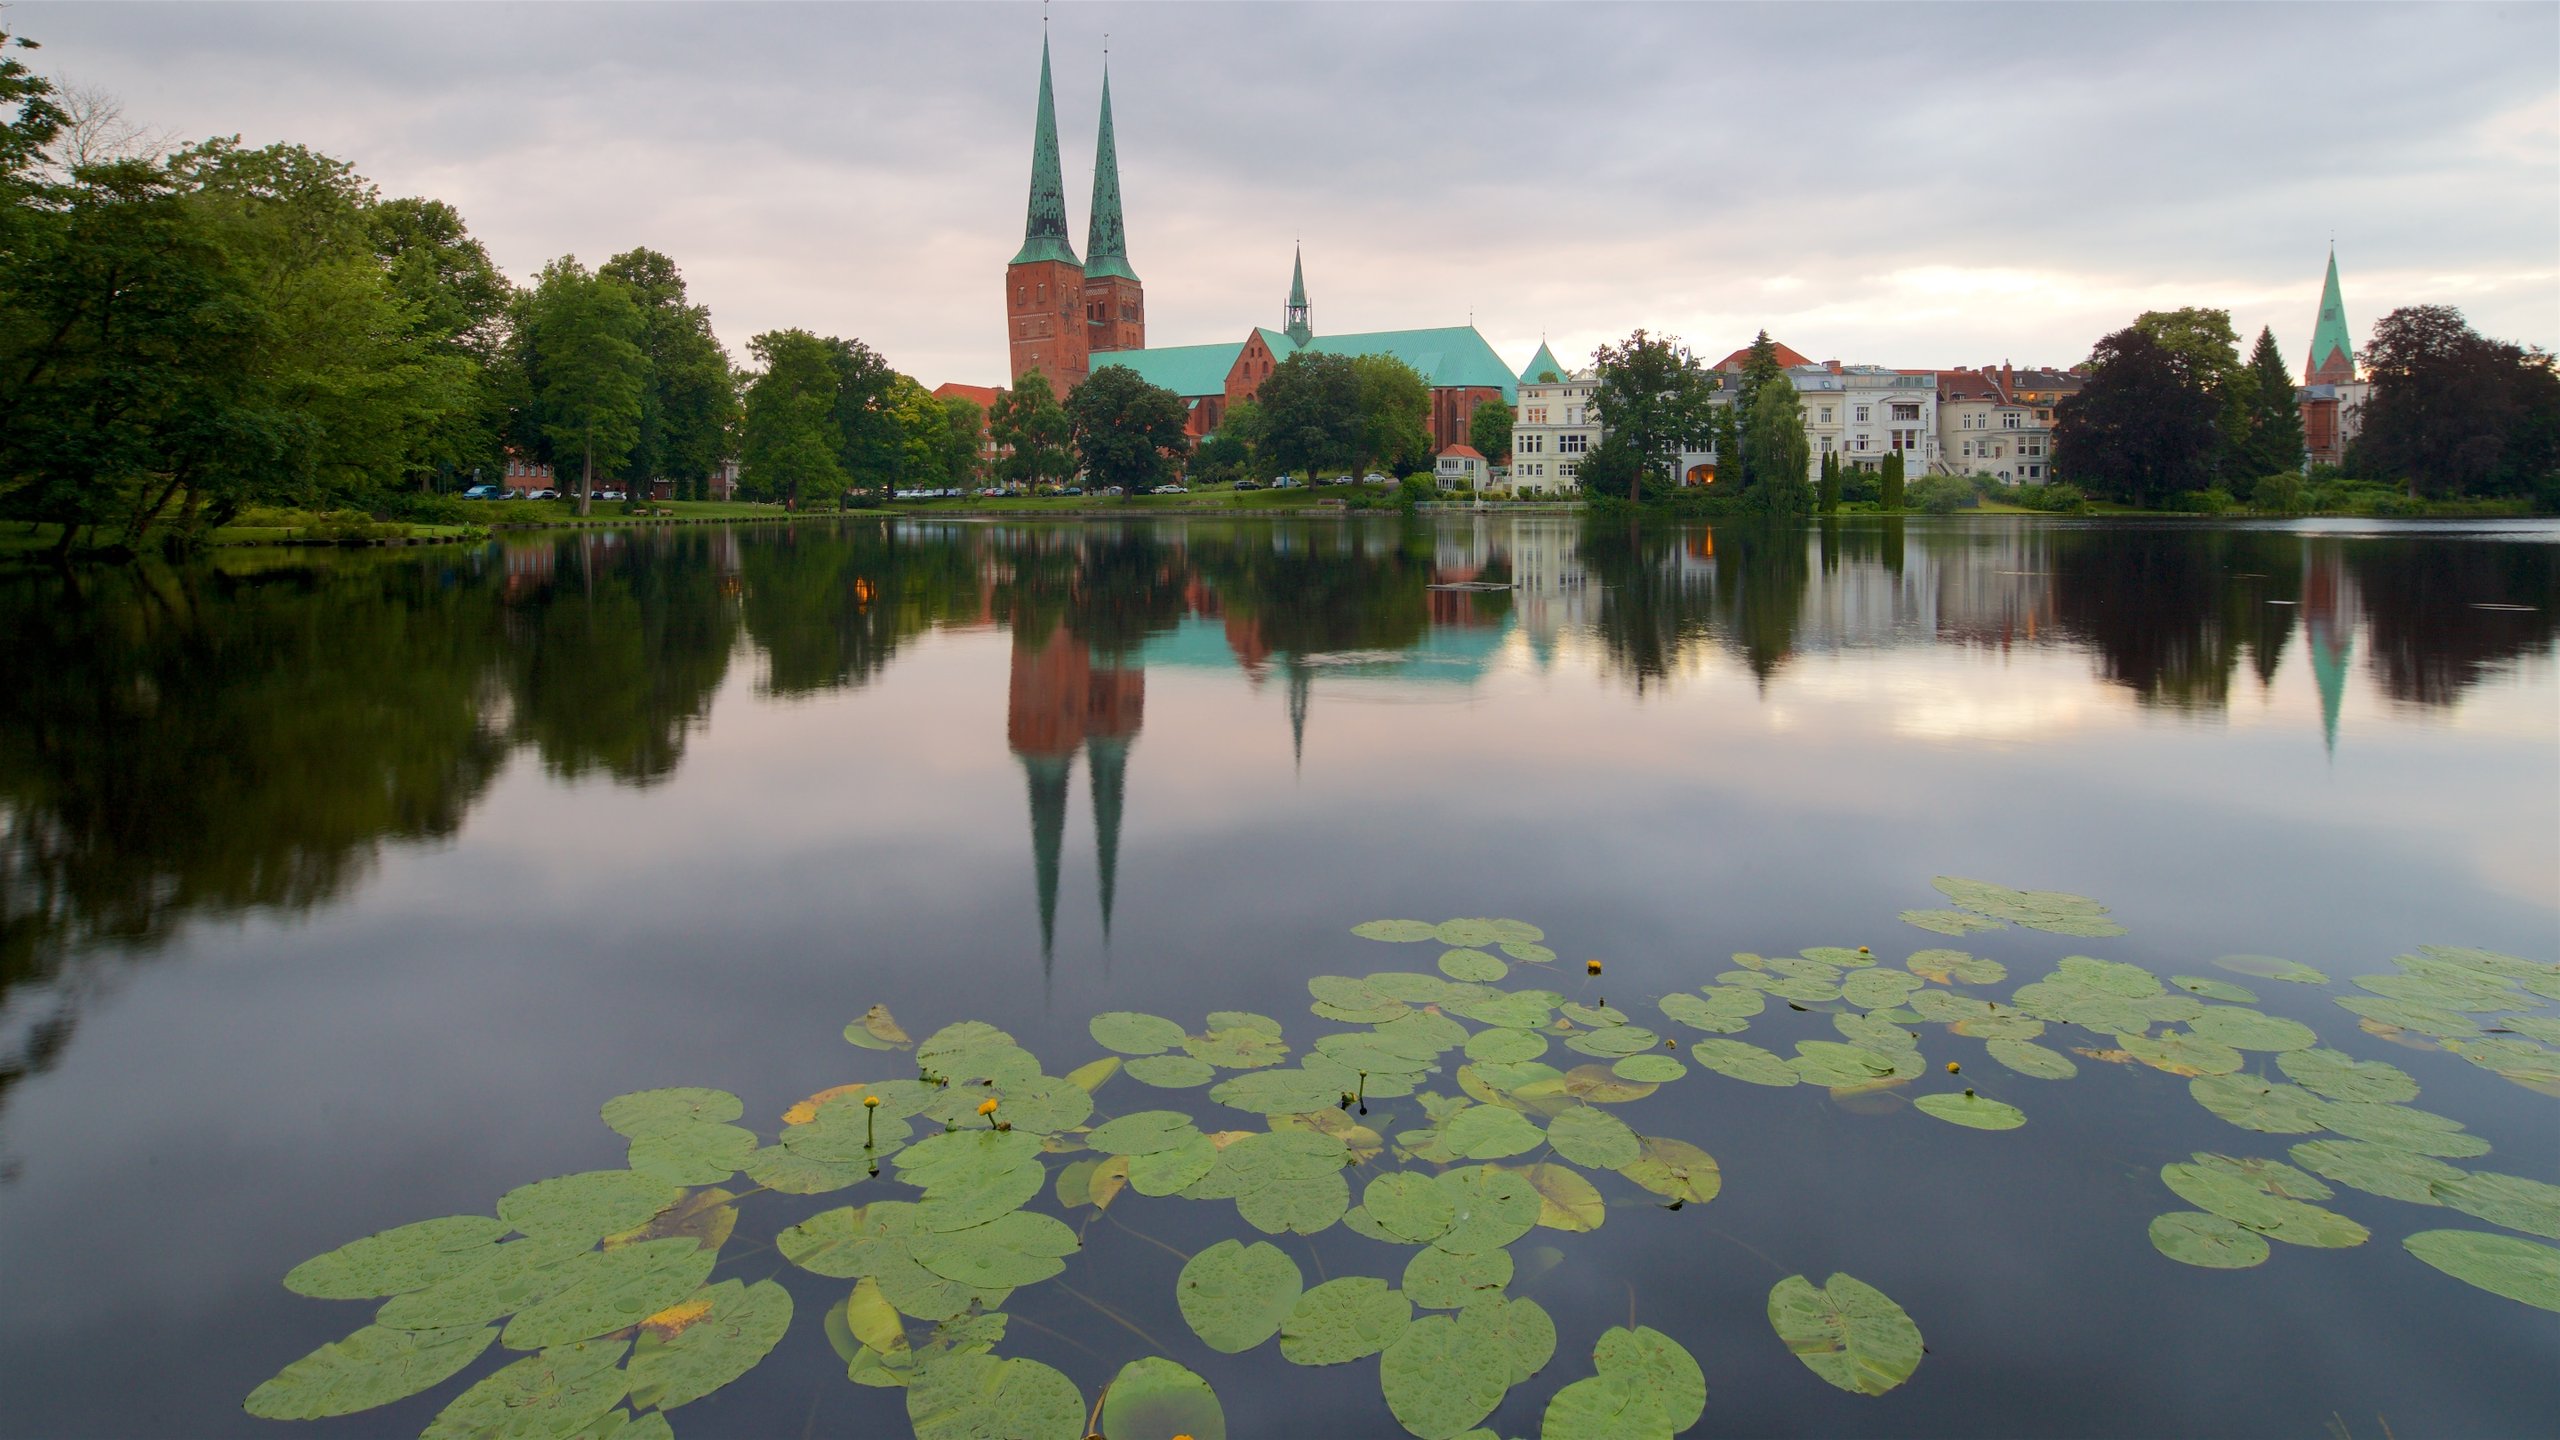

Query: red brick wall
1084;275;1146;356
1430;387;1501;454
1006;260;1089;395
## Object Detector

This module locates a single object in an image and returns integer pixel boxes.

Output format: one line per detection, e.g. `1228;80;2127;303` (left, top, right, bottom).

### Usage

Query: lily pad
1619;1136;1722;1205
1125;1054;1218;1088
1688;1039;1799;1088
847;1005;914;1051
911;1211;1080;1289
1790;1041;1906;1089
1907;949;2007;986
2171;976;2259;1004
1184;1027;1291;1070
1509;1162;1606;1232
2277;1048;2419;1104
2159;1163;2368;1248
1843;969;1925;1010
2186;1008;2318;1053
627;1123;757;1186
285;1216;511;1301
2289;1139;2464;1205
1440;949;1509;982
503;1238;718;1351
1564;1025;1662;1059
1098;1356;1226;1440
2147;1212;2270;1269
1089;1110;1202;1157
1466;1028;1548;1064
1657;992;1756;1035
2334;996;2481;1039
245;1324;498;1420
1900;908;2006;937
498;1171;684;1246
1932;877;2125;937
905;1351;1084;1440
1380;1310;1516;1439
1432;1167;1543;1254
1985;1038;2078;1080
1280;1277;1411;1365
1403;1245;1512;1309
1503;941;1558;963
372;1240;588;1331
1365;1172;1459;1244
1767;1273;1924;1395
1543;1324;1706;1438
1443;1105;1547;1161
2189;1074;2334;1134
1540;1106;1637;1169
2192;1152;2333;1201
2320;1101;2491;1158
2430;1171;2560;1239
2118;1030;2245;1077
1914;1092;2024;1130
2214;954;2328;984
1613;1054;1688;1083
1213;1067;1359;1116
421;1338;628;1439
1090;1012;1189;1056
2402;1230;2560;1312
602;1088;744;1138
624;1278;792;1410
1178;1239;1305;1353
1355;919;1440;942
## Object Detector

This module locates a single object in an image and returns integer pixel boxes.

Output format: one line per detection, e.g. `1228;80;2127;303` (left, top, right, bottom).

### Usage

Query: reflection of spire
1024;755;1072;968
1285;656;1312;773
2302;540;2352;759
1087;737;1128;939
2310;622;2351;759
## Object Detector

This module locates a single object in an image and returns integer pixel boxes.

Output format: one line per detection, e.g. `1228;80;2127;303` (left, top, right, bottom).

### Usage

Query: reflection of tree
507;530;738;786
740;523;981;697
1065;529;1188;660
2050;530;2245;709
1186;525;1433;658
1575;520;1693;692
2347;539;2558;707
0;558;508;1111
1714;522;1811;684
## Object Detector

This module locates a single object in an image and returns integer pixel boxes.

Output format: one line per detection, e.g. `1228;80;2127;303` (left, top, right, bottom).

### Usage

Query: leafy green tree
1220;397;1269;470
1879;452;1906;511
1189;429;1252;485
1068;365;1189;492
2134;307;2246;480
738;328;848;506
371;197;512;489
1743;378;1812;515
990;371;1076;488
1817;450;1841;513
1734;329;1789;417
2355;305;2560;500
825;337;905;486
2235;325;2304;479
601;247;735;497
1588;329;1718;502
2051;326;2219;507
1256;351;1362;477
1577;433;1646;503
523;257;645;514
938;395;986;488
879;375;949;493
1349;354;1431;474
1468;398;1513;464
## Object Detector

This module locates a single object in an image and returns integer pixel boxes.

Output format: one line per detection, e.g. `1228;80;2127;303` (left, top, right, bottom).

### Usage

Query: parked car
528;488;560;501
1232;478;1260;491
1064;486;1084;496
1326;474;1354;486
460;484;504;500
594;488;626;502
1152;484;1187;495
1363;472;1389;485
1100;486;1125;497
1270;476;1299;489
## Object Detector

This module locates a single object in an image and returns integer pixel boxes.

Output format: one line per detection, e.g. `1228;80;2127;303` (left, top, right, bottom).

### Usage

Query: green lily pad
1543;1324;1707;1437
1466;1028;1549;1064
846;1005;915;1051
2335;996;2481;1039
1280;1277;1411;1365
1900;908;2007;936
1380;1310;1516;1439
601;1088;744;1138
627;1123;757;1186
1213;1067;1358;1116
1177;1239;1304;1353
1688;1039;1799;1088
373;1240;588;1331
906;1351;1084;1440
1544;1106;1641;1169
2402;1230;2560;1312
1619;1136;1722;1205
244;1323;498;1420
498;1171;683;1246
1089;1110;1201;1157
1790;1041;1906;1089
742;1144;873;1197
1098;1356;1226;1440
1447;989;1557;1031
1564;1025;1662;1059
1403;1245;1511;1309
2448;1036;2560;1090
1932;877;2125;937
1843;969;1925;1010
1915;1092;2024;1130
2191;1152;2334;1201
1442;1105;1546;1160
2189;1074;2334;1134
1125;1054;1218;1088
1432;1167;1543;1255
2289;1139;2465;1205
1503;941;1558;963
503;1238;717;1351
1907;949;2008;985
421;1338;628;1439
1364;1172;1458;1244
2496;1016;2560;1047
2118;1030;2246;1077
1657;992;1755;1035
1985;1038;2078;1080
2186;1008;2319;1053
2320;1101;2491;1158
1767;1273;1924;1395
911;1212;1080;1289
2357;970;2518;1012
1089;1012;1189;1056
1184;1027;1290;1070
1613;1054;1687;1083
2171;976;2259;1004
1355;920;1440;942
2159;1163;2369;1248
1440;949;1509;982
2214;954;2328;984
2147;1212;2270;1269
284;1215;511;1301
2276;1048;2419;1103
624;1278;792;1410
1125;1134;1218;1197
2430;1172;2560;1239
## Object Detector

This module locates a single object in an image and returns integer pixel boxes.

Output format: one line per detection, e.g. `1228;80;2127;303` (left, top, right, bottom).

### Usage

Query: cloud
22;1;2558;384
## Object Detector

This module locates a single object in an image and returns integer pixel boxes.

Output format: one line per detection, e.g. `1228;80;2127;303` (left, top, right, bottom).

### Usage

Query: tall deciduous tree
371;197;512;488
2134;307;2245;481
601;247;735;498
1468;398;1513;464
1588;329;1718;502
738;328;847;506
524;257;645;515
2356;305;2560;500
2236;325;2304;479
989;371;1075;488
1068;365;1189;492
938;395;986;489
1349;354;1431;474
1256;351;1361;477
2052;326;2219;508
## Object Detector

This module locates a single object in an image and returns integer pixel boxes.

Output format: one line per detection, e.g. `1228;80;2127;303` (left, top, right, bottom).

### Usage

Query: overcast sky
23;2;2559;385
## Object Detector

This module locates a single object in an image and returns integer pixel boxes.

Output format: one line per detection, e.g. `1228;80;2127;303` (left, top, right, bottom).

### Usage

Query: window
1525;407;1547;424
1565;407;1582;425
1818;407;1833;424
1559;462;1578;478
1558;433;1588;454
2021;439;2043;457
2025;464;2043;480
1854;406;1871;423
1853;435;1870;452
2003;412;2020;429
1891;429;1919;453
1961;441;1974;458
1890;402;1920;422
1820;436;1834;453
1518;434;1543;454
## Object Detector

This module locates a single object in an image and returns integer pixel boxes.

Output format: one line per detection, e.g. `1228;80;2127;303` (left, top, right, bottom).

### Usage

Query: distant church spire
1085;62;1137;283
2304;247;2354;384
1013;32;1080;267
1283;245;1313;346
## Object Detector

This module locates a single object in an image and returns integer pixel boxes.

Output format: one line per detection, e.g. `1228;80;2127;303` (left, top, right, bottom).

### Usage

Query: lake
1;514;2554;1439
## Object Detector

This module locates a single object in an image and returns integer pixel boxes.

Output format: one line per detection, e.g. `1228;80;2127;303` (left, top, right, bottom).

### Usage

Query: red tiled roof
1712;340;1813;372
932;382;1004;408
1442;443;1485;460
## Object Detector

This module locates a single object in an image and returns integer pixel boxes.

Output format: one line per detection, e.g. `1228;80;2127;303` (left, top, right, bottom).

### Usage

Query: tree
601;247;735;497
1190;429;1252;486
989;371;1075;488
371;197;512;488
1734;329;1789;417
2236;325;2304;479
738;328;847;506
1468;398;1513;464
1817;450;1840;513
2051;326;2219;507
1349;354;1431;474
523;258;645;515
2356;305;2560;499
1879;452;1906;511
2134;307;2245;481
1068;365;1189;492
1742;377;1812;515
1577;433;1645;502
1256;352;1361;477
1588;329;1718;501
1220;398;1269;469
938;395;985;489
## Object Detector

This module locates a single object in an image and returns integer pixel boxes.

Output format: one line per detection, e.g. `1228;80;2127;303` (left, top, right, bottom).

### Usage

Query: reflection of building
1006;625;1143;961
2299;540;2357;755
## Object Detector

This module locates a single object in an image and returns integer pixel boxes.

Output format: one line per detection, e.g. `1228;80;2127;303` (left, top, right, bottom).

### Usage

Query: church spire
1282;245;1313;345
1085;62;1137;283
1012;32;1080;268
2304;247;2353;384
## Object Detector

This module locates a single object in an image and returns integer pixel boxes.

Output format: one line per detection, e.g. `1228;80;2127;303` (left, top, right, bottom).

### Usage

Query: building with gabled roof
1519;341;1568;385
1713;339;1814;372
2305;247;2355;385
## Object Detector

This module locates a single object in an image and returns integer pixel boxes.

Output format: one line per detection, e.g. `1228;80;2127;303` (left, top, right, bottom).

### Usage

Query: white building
1791;364;1938;477
1434;444;1488;490
1508;362;1601;495
1935;367;2051;483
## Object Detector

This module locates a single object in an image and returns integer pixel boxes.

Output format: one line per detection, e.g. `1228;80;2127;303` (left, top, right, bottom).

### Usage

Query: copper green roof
1283;247;1312;345
1518;341;1566;385
1294;325;1520;402
1084;66;1136;283
2305;248;2352;382
1012;34;1081;269
1092;340;1245;398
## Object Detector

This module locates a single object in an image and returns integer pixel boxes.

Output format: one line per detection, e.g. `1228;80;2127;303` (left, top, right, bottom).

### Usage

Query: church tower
1083;64;1145;356
1006;32;1088;395
1282;245;1313;346
2304;248;2354;385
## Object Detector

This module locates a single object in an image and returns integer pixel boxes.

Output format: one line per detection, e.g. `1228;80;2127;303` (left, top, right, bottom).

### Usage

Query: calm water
2;515;2554;1438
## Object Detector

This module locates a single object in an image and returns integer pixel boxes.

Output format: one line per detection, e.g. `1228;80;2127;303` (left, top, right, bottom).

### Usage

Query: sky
21;2;2559;387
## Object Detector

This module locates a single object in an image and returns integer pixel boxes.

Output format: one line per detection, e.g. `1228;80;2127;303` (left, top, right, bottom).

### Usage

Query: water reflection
1;518;2552;1118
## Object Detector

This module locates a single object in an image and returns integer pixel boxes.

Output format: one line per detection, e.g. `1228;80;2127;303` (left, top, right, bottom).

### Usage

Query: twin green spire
1013;34;1137;282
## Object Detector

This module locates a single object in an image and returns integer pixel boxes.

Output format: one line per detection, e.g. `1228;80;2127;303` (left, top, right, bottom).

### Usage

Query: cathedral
1002;34;1520;452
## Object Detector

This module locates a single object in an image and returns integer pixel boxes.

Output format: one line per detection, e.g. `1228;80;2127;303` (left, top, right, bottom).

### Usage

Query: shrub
2011;483;2087;513
2250;472;2307;514
2166;488;2236;515
1904;475;1976;514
